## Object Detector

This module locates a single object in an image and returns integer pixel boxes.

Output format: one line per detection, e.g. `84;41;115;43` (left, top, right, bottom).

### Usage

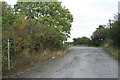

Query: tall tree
13;2;73;41
110;21;120;47
91;25;108;46
2;1;15;30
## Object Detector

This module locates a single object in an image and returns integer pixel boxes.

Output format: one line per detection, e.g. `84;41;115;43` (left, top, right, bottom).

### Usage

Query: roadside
2;49;69;78
14;46;118;78
102;43;119;61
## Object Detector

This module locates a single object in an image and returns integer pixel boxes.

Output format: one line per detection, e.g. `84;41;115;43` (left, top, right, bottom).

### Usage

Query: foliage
2;1;73;73
110;21;120;47
13;2;73;40
91;19;120;47
73;36;91;46
2;1;16;30
65;42;74;46
91;25;108;46
103;40;119;60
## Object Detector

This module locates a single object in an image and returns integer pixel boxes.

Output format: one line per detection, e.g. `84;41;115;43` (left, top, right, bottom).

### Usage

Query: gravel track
15;46;118;78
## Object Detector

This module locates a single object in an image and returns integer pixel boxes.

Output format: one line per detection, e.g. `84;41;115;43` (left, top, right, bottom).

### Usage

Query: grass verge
102;43;119;61
2;49;69;78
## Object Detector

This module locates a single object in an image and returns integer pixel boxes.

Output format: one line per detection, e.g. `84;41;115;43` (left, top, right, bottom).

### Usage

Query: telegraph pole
109;19;112;28
118;1;120;21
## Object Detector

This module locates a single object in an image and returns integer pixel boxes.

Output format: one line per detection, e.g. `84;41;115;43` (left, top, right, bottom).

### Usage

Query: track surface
15;46;118;78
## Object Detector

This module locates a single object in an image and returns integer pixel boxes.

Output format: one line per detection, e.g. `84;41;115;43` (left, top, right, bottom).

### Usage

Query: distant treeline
91;19;120;47
70;14;120;60
73;37;91;46
71;15;120;47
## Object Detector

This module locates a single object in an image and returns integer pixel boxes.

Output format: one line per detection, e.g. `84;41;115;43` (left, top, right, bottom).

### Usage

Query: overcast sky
3;0;120;42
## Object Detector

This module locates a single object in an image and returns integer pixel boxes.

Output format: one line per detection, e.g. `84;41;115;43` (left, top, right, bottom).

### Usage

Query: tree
13;2;73;41
73;36;91;46
110;21;120;47
91;25;108;46
2;1;73;72
2;1;16;30
2;1;17;69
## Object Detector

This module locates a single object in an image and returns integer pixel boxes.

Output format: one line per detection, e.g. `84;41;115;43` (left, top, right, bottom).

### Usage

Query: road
15;46;118;78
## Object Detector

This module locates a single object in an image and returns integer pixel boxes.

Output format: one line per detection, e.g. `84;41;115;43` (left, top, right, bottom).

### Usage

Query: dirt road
15;46;118;78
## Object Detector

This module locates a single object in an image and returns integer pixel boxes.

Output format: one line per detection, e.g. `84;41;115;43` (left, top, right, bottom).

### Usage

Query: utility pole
118;1;120;21
109;19;112;28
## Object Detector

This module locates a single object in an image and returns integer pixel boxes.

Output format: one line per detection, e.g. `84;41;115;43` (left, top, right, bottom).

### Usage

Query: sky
3;0;120;42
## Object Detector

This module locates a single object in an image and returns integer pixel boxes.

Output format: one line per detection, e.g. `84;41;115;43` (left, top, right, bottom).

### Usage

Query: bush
110;21;120;47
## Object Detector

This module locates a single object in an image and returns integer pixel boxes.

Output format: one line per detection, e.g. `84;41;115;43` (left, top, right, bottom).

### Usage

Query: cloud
3;0;119;42
4;0;17;6
60;0;119;42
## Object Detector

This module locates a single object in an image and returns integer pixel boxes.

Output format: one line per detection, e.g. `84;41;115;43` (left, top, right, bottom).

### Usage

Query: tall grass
102;43;119;61
2;49;68;78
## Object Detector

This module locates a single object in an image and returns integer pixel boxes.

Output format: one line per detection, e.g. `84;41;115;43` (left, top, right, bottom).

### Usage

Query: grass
2;49;69;78
102;43;119;61
72;44;96;47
